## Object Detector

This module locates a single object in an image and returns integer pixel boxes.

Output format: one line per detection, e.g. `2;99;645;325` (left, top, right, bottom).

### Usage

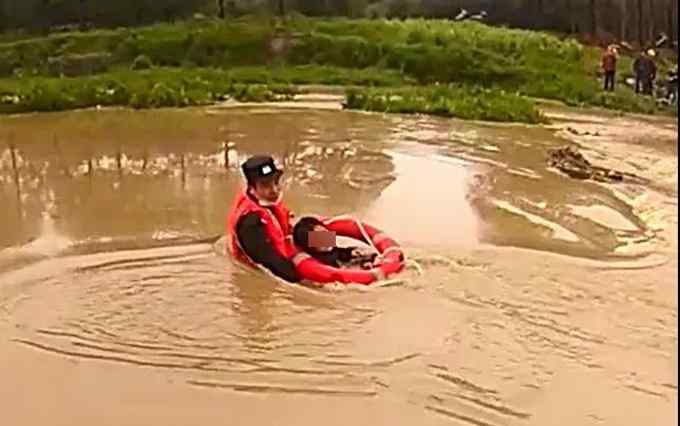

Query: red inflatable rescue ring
291;216;405;285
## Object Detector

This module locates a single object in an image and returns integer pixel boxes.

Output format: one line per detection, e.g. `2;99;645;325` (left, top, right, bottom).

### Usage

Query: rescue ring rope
324;215;423;276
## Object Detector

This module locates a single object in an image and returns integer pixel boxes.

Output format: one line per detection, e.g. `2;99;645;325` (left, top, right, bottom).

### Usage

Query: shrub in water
46;52;111;77
147;82;181;107
131;54;153;70
344;85;545;124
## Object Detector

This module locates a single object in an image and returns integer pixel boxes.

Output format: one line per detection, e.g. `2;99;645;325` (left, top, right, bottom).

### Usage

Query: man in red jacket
601;45;618;92
227;155;300;283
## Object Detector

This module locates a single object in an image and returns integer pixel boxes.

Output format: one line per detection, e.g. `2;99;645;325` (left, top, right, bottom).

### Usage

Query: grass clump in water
221;65;411;86
344;85;546;124
131;54;154;70
0;68;300;113
0;65;414;113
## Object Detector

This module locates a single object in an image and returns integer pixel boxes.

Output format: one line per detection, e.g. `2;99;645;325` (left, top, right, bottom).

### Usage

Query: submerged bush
21;79;78;111
46;52;111;76
131;54;153;70
0;68;300;113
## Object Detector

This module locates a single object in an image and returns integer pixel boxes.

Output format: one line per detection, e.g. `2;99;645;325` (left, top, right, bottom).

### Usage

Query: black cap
241;155;283;185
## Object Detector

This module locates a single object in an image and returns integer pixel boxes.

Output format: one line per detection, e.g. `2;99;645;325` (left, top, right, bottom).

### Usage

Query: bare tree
0;0;5;32
667;0;674;40
565;0;576;33
672;0;678;43
78;0;86;28
217;0;225;19
589;0;597;36
647;0;654;43
619;0;627;41
637;0;644;45
531;0;545;16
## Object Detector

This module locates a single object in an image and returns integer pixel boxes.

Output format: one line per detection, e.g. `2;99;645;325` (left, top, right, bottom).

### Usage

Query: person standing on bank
634;49;658;95
642;49;658;95
633;51;645;94
601;45;618;92
227;155;301;283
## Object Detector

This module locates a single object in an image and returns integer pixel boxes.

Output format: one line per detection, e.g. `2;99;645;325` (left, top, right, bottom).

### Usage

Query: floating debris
547;146;648;184
566;126;601;136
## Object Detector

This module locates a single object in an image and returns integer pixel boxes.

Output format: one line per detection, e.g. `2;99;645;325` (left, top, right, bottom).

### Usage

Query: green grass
218;65;412;86
0;17;674;119
345;85;546;124
0;65;416;113
0;68;299;113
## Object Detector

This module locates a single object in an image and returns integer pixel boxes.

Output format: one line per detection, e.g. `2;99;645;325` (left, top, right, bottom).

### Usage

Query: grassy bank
0;17;671;119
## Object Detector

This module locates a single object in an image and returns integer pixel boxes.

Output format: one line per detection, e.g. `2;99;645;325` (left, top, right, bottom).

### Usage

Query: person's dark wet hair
293;216;325;250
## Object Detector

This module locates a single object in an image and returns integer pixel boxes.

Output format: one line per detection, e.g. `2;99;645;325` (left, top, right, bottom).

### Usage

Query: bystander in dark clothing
633;55;644;93
634;50;658;95
665;67;678;105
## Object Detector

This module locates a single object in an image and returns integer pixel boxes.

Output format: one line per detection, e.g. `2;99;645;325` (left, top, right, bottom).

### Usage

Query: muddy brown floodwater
0;102;677;426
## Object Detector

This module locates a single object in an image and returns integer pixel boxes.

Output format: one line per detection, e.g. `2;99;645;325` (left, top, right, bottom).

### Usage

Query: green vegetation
0;17;672;120
345;85;546;123
0;68;299;113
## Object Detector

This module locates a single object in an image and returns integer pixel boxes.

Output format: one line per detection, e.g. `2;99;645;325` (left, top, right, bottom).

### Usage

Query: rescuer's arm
236;213;301;283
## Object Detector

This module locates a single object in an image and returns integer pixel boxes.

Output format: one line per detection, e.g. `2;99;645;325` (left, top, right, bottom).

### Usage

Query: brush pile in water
547;146;645;183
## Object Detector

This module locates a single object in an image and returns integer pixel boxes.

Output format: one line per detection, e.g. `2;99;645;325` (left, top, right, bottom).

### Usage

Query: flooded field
0;103;677;426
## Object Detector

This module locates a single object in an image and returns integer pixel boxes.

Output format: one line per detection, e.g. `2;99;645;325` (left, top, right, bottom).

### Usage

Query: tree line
0;0;676;48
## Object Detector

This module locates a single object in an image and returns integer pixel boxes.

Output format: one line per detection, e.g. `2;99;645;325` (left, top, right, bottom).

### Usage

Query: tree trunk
79;0;86;28
529;0;543;16
590;0;598;36
217;0;225;19
565;0;577;33
637;0;644;45
0;0;5;32
620;0;627;41
39;0;50;33
667;0;674;41
672;0;678;44
647;0;654;44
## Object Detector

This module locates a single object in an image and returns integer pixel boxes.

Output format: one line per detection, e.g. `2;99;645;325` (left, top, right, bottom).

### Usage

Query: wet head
294;217;336;253
308;227;336;252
